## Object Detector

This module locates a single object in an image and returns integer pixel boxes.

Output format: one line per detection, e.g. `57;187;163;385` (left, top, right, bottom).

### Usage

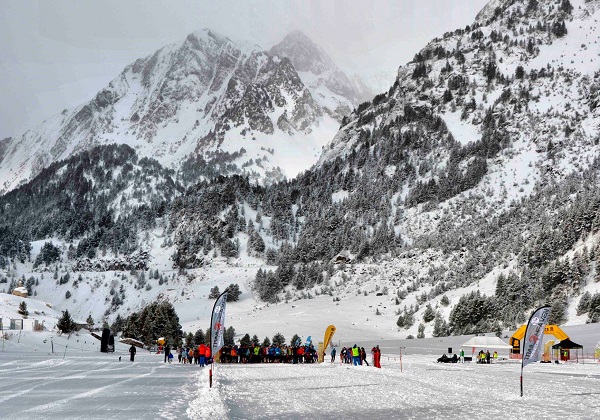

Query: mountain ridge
0;28;366;194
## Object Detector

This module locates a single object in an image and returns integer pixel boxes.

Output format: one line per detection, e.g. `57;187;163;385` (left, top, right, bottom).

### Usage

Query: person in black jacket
129;344;136;362
164;344;171;363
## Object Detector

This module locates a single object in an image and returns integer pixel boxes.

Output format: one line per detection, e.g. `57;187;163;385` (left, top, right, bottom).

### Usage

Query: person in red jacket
198;343;207;367
205;345;211;364
372;345;381;368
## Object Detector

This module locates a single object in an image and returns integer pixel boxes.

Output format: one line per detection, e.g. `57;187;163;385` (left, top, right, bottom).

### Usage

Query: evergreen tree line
0;144;179;263
208;284;242;301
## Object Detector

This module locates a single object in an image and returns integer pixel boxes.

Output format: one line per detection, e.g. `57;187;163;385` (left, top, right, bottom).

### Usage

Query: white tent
460;336;512;350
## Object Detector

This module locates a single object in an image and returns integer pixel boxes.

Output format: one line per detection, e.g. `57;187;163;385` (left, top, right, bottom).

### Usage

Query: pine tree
209;286;220;299
111;314;125;333
86;314;94;330
224;326;236;346
57;310;76;334
272;332;285;346
240;333;251;347
417;323;425;338
588;293;600;322
423;304;435;323
549;297;568;325
185;332;194;347
443;89;453;103
262;336;271;347
194;328;205;345
226;284;241;302
18;301;28;318
432;313;449;337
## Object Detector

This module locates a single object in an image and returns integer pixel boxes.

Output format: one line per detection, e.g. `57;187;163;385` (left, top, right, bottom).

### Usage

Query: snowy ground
2;330;600;419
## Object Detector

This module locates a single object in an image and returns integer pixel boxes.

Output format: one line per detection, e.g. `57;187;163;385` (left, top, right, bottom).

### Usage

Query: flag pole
520;363;524;397
520;305;551;397
209;288;228;389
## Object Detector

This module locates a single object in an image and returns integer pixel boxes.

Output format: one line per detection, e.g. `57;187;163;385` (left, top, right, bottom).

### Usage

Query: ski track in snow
18;364;157;415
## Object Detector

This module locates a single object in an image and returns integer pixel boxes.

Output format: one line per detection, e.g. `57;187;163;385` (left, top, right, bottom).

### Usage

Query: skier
331;347;337;363
129;344;136;362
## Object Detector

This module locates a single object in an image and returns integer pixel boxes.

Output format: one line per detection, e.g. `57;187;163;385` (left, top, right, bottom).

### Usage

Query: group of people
217;344;319;364
437;349;499;364
150;344;214;366
138;340;384;367
175;344;213;366
477;349;498;364
333;344;382;368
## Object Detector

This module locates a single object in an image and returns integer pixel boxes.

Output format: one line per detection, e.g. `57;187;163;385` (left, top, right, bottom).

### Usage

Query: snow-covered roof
460;336;512;350
12;287;28;295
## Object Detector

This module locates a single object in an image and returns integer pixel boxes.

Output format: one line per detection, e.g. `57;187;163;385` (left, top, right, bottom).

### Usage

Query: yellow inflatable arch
509;324;569;356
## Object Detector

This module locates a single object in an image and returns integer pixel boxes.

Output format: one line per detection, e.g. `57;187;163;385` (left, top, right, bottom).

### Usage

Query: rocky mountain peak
0;27;357;194
270;30;336;75
475;0;512;23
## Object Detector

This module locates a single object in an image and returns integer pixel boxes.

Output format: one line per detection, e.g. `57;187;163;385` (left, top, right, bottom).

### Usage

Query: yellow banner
323;325;336;350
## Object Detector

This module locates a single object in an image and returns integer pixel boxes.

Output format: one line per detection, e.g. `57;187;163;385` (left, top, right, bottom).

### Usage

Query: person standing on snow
198;343;207;366
351;344;360;366
164;344;171;363
373;345;381;368
205;345;212;364
331;347;337;363
361;347;369;366
459;348;465;363
129;344;136;362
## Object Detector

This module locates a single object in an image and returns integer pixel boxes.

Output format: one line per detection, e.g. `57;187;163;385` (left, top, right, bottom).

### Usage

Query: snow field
2;328;600;419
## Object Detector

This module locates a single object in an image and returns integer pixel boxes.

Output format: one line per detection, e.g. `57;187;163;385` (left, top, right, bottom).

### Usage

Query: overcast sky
0;0;489;139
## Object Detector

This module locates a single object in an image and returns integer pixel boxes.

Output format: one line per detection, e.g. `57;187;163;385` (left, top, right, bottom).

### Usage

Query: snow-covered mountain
0;29;367;194
269;30;373;120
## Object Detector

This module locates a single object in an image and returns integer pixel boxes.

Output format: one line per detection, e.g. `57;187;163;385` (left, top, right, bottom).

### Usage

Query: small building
12;286;28;298
331;251;353;265
1;318;11;330
73;319;89;330
0;318;39;331
22;319;40;331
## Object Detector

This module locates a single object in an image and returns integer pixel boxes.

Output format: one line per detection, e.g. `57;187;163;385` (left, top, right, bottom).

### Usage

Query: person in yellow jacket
351;344;360;366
